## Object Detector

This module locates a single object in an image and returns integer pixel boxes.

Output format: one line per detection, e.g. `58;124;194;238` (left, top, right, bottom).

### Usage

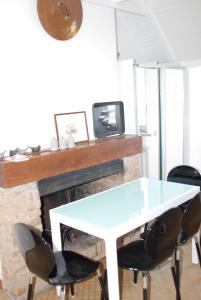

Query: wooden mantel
0;134;142;188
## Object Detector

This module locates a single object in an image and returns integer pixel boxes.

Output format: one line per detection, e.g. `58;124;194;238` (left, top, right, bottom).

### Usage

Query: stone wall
0;154;142;299
0;182;43;299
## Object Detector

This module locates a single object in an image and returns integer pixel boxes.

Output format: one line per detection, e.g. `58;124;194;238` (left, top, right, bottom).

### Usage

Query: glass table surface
51;177;198;230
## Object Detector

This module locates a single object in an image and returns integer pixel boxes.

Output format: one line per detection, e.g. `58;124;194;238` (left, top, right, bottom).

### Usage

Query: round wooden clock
37;0;83;40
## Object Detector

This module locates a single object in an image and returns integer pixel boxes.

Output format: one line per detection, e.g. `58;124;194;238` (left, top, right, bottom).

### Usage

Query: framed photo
92;101;125;138
54;111;89;144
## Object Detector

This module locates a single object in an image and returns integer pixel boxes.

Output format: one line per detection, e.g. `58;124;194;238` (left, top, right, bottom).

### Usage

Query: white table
50;177;199;300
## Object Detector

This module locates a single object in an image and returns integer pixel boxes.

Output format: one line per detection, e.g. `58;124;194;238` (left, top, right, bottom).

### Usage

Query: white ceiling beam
82;0;148;15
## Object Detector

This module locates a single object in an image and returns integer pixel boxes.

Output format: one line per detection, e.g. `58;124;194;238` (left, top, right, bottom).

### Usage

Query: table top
50;177;199;239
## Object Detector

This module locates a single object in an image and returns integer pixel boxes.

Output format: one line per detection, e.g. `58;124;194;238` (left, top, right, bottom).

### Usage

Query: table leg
50;212;62;251
105;238;120;300
50;213;62;296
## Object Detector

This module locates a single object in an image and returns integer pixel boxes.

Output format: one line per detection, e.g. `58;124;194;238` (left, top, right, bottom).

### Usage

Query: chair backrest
167;165;201;188
13;223;55;282
145;207;183;266
178;193;201;244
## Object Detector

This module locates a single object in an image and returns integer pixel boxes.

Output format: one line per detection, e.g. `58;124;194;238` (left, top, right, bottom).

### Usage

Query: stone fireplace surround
39;159;125;243
0;135;142;299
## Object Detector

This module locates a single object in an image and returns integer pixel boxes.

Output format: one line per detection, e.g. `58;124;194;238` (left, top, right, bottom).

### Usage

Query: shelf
0;134;142;188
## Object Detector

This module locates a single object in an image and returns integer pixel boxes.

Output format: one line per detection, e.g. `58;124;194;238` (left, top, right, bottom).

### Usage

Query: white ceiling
84;0;201;66
83;0;147;14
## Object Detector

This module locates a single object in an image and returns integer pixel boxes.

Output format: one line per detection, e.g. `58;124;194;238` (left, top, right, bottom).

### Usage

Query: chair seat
49;251;99;285
13;223;106;300
118;240;154;271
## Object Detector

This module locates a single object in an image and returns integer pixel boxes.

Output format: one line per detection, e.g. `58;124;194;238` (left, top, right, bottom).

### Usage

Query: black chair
141;165;201;242
117;207;183;300
167;165;201;271
13;223;107;300
167;165;201;189
140;165;200;246
174;194;201;299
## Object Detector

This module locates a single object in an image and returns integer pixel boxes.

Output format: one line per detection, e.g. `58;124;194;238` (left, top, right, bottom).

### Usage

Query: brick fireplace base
0;154;142;300
0;182;44;299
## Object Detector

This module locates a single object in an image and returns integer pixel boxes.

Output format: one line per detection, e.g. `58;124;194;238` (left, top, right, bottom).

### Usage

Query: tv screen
92;101;125;138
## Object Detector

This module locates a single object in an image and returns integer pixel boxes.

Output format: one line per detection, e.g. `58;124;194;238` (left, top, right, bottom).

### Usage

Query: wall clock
37;0;83;40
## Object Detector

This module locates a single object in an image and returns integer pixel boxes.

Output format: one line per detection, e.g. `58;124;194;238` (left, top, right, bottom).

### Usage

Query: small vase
67;134;75;148
59;136;67;150
50;137;59;151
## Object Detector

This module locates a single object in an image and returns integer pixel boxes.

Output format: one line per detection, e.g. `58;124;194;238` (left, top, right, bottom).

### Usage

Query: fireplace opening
40;186;94;247
38;159;124;247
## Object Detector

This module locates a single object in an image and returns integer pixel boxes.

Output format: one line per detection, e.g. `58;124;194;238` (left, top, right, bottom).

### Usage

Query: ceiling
84;0;201;66
84;0;147;14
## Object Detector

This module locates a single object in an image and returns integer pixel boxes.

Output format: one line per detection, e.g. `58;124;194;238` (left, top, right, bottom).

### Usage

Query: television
92;101;125;138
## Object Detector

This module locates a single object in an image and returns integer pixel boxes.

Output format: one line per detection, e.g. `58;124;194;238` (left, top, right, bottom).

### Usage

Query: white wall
189;66;201;169
0;1;134;152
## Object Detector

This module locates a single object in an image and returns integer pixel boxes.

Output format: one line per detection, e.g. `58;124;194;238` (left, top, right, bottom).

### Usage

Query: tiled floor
0;242;200;299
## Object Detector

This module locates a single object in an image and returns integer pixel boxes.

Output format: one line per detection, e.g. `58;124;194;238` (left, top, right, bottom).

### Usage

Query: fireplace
38;159;124;246
0;135;142;300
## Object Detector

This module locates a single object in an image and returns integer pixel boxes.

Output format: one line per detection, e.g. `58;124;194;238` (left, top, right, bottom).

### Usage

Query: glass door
135;67;160;179
135;67;185;179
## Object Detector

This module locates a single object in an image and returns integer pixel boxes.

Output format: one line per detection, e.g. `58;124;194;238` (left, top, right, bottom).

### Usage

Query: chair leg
27;275;36;300
169;257;181;300
70;284;75;296
60;286;65;300
140;223;149;240
60;285;69;300
142;272;148;300
194;236;201;267
175;247;180;295
97;268;108;300
133;269;139;285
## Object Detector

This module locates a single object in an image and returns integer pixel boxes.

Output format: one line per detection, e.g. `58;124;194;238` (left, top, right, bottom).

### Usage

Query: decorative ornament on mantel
66;124;76;148
59;136;68;150
37;0;83;40
0;150;6;160
50;137;59;151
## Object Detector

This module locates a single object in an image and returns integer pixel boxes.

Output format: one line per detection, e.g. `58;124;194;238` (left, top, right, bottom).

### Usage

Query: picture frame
92;101;125;138
54;111;89;144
